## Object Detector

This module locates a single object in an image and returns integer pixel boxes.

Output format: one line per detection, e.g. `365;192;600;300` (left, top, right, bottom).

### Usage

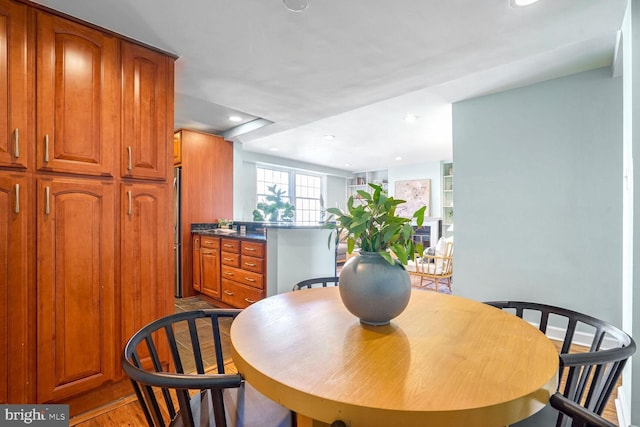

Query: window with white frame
256;166;323;223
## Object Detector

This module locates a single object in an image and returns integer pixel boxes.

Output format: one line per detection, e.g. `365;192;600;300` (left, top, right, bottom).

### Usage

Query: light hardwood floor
70;296;622;426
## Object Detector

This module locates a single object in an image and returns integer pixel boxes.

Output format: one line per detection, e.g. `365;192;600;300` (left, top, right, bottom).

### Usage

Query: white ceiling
34;0;627;172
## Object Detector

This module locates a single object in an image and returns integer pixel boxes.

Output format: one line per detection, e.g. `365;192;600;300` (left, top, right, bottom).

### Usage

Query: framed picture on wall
394;179;431;217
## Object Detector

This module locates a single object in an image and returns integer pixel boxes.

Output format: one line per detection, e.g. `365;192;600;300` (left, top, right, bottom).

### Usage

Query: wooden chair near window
406;240;453;292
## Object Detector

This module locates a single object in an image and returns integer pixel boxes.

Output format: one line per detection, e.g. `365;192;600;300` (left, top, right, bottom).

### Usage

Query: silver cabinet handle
244;247;256;252
14;184;19;213
224;290;234;296
45;186;50;214
203;251;213;255
13;129;19;158
223;271;233;276
244;262;256;267
223;257;233;262
127;146;132;171
223;243;234;248
127;190;132;216
244;277;256;283
44;134;49;162
244;298;256;304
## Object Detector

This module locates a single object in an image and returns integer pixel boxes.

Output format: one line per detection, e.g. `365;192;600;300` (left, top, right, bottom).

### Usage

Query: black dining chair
292;276;340;291
549;392;617;427
122;309;293;427
484;301;635;427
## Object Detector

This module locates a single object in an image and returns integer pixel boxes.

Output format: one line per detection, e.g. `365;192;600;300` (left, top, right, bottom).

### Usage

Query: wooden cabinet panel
221;265;263;290
36;177;115;402
122;41;169;180
0;173;32;403
221;238;239;253
241;241;264;258
240;255;263;274
221;279;262;309
201;237;221;299
192;235;201;292
120;182;172;362
0;0;31;170
221;252;240;267
36;12;118;176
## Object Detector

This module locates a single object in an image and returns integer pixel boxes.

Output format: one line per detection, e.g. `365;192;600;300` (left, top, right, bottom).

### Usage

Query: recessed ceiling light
269;147;279;152
324;134;335;140
283;0;309;12
395;156;403;161
228;115;242;122
404;114;419;123
345;163;351;167
509;0;540;7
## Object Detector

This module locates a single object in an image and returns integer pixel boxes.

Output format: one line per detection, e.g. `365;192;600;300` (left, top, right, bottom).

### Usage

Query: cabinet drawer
241;241;264;257
200;236;219;249
221;279;264;309
240;255;264;274
221;252;240;267
221;266;263;290
221;239;239;253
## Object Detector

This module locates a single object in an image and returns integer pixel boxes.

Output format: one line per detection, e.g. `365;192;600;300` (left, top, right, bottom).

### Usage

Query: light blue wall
452;68;623;327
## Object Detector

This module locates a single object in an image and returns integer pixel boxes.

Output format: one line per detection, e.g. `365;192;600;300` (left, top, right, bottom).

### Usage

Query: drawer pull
244;277;256;282
203;251;213;255
244;298;256;304
244;262;257;267
224;290;234;296
203;239;214;244
244;247;256;252
127;190;132;215
224;271;233;276
223;257;233;262
223;243;234;248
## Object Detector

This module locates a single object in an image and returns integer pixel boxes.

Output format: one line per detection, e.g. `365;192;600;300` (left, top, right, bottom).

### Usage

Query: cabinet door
36;177;115;402
0;0;30;170
201;246;221;299
0;173;31;403
192;235;201;291
122;41;169;180
36;12;118;176
120;182;172;355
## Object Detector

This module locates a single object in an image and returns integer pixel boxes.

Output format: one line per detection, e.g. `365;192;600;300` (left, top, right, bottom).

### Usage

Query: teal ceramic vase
338;252;411;326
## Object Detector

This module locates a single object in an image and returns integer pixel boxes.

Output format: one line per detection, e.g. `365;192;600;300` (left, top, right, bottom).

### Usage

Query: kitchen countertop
191;221;329;242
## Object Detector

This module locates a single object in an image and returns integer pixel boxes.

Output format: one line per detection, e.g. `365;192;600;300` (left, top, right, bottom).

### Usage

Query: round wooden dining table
230;287;558;427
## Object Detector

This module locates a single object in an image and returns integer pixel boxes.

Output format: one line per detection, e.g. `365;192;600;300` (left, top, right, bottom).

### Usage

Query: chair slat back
122;309;242;427
484;301;635;426
292;276;340;291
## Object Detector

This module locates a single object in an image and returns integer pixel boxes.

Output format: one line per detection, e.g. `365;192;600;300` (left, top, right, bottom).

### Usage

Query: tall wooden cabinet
174;129;233;298
36;177;116;402
0;0;175;414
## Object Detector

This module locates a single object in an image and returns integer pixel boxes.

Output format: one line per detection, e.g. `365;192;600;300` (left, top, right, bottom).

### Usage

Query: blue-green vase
339;252;411;326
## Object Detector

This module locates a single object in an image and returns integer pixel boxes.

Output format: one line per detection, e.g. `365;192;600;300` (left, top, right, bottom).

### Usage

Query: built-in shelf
442;162;453;238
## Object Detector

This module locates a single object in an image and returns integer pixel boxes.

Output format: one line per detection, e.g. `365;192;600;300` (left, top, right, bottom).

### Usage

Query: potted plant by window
252;185;295;222
324;183;426;325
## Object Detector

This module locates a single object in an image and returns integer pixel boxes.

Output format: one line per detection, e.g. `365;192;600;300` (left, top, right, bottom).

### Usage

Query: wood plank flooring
70;297;622;426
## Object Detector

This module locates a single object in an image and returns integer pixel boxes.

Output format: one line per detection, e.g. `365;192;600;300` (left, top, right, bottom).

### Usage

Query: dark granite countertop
191;221;328;242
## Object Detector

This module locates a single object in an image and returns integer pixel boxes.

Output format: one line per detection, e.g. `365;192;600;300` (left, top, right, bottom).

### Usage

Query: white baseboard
616;386;631;427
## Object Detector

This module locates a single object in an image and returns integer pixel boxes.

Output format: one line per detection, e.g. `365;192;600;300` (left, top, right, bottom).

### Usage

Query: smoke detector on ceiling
283;0;309;12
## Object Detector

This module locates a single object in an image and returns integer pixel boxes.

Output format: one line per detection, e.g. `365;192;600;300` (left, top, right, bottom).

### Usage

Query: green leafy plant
253;185;296;222
323;183;426;265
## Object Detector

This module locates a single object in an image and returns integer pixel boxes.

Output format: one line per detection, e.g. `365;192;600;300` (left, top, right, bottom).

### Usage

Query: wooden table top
230;287;558;427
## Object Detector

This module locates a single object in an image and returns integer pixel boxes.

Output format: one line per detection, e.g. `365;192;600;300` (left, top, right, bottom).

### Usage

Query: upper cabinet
122;42;171;181
0;0;31;170
36;12;119;176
